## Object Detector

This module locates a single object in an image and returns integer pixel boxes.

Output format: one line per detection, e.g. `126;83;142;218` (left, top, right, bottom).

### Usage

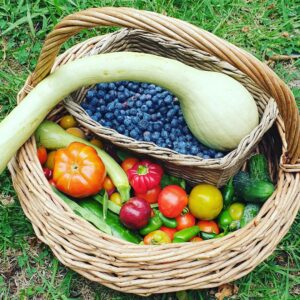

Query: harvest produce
228;202;245;221
197;220;220;234
0;52;258;174
160;226;177;240
53;142;106;198
240;204;260;228
176;213;196;231
136;185;161;204
119;197;151;230
37;146;47;165
59;115;77;129
143;230;171;245
249;154;272;182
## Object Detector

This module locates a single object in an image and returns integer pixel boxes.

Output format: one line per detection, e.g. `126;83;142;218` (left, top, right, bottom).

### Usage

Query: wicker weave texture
9;7;300;296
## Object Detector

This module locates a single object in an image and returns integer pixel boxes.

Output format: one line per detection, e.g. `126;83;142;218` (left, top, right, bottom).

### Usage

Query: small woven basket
9;7;300;296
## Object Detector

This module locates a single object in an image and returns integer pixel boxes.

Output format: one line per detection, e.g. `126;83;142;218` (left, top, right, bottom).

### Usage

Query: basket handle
30;7;300;163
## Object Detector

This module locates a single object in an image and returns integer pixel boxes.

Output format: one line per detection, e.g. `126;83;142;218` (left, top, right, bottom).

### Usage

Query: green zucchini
249;154;271;182
240;203;260;227
233;172;274;203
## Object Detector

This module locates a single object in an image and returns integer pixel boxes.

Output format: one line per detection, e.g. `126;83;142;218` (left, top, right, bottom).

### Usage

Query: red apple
120;197;151;230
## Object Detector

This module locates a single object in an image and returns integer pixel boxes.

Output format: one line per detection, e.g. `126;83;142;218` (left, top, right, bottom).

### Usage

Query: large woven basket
9;7;300;296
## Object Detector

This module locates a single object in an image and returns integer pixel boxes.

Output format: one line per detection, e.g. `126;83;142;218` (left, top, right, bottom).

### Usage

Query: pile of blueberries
81;81;225;159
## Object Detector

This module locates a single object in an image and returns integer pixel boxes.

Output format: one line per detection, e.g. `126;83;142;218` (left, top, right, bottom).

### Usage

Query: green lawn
0;0;300;299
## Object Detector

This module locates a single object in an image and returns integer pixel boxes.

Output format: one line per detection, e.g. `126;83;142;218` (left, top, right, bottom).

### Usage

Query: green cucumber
233;172;275;203
240;204;260;228
249;154;271;182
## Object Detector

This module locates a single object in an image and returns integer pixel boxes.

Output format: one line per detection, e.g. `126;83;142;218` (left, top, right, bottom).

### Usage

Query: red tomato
37;146;47;165
43;168;53;180
53;142;106;198
121;157;139;173
135;185;161;204
190;237;203;242
197;220;220;234
143;230;171;245
103;176;115;195
158;185;188;218
176;212;196;231
160;226;177;240
48;179;56;187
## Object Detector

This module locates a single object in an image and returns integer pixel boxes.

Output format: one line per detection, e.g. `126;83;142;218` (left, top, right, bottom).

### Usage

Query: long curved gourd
0;52;258;174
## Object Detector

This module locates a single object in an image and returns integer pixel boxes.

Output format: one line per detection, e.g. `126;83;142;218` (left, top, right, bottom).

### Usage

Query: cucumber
249;154;271;182
233;172;275;203
240;204;260;227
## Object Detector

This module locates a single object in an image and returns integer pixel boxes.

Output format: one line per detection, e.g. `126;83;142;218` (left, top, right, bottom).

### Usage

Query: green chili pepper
200;232;217;240
222;177;234;208
158;212;177;228
139;213;163;236
218;209;233;231
173;226;200;243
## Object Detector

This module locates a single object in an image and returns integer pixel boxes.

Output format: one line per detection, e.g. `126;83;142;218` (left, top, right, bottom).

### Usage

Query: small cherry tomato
66;127;85;139
176;212;196;231
197;220;220;234
229;202;245;221
48;179;56;187
158;185;188;218
90;138;104;149
121;157;139;173
103;176;115;194
190;237;203;242
45;151;56;170
160;226;177;240
143;230;171;245
59;115;77;129
43;168;53;179
136;185;161;204
110;192;122;206
37;146;47;165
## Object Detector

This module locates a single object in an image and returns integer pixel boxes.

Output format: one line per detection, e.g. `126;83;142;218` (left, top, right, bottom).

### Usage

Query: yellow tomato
110;192;122;206
228;202;245;220
90;138;104;149
66;127;85;139
188;184;223;220
45;151;56;170
59;115;77;129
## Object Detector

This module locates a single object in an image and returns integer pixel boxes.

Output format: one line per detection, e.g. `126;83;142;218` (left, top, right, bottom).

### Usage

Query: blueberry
117;115;124;123
183;126;189;134
203;150;209;155
118;85;125;92
215;152;224;159
127;99;135;108
136;100;142;107
149;89;157;95
164;124;171;132
190;146;198;155
146;100;153;108
107;102;115;111
155;86;162;92
143;131;151;142
129;108;137;116
141;105;148;112
178;141;186;148
86;89;96;100
164;95;173;104
90;97;98;106
85;109;92;116
186;135;193;142
81;102;89;109
171;119;178;127
108;83;116;90
124;117;131;126
139;119;149;130
108;90;117;98
105;112;114;120
131;84;139;92
104;121;112;127
143;113;151;121
132;116;140;124
104;94;111;101
152;95;159;102
178;148;187;154
97;90;105;98
169;133;176;141
141;83;148;89
160;107;168;114
97;83;108;90
120;110;126;115
115;102;123;110
140;94;146;101
149;108;155;114
153;121;163;131
178;116;184;124
161;130;168;139
130;129;139;139
152;131;160;141
151;114;158;121
91;114;98;121
203;154;210;159
137;112;144;119
167;109;176;119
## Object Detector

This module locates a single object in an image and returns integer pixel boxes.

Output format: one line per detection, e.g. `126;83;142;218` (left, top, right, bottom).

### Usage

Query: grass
0;0;299;299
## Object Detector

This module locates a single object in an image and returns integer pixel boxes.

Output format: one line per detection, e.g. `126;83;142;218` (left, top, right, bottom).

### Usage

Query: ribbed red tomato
176;212;196;231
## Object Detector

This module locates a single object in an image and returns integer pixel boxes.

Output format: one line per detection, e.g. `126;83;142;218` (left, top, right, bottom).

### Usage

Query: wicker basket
9;7;300;296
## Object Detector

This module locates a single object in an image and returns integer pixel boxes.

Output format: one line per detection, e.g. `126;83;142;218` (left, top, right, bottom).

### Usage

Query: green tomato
218;210;233;230
228;202;245;221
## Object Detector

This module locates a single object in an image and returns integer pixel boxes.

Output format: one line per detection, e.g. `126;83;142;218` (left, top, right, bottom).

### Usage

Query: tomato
121;157;139;173
190;237;203;242
37;146;47;165
103;176;115;195
135;185;161;204
188;184;223;220
229;203;245;221
110;192;122;206
53;142;106;198
160;226;177;240
158;185;188;218
197;220;220;234
59;115;77;129
45;151;56;170
176;212;196;231
43;168;53;180
66;127;85;139
143;230;171;245
90;138;104;149
48;179;56;187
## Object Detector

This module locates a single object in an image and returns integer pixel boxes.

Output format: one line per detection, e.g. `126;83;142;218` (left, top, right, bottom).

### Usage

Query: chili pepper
144;230;171;245
222;177;234;208
127;160;163;194
218;209;233;231
158;212;177;228
173;226;200;243
139;212;163;236
200;232;217;240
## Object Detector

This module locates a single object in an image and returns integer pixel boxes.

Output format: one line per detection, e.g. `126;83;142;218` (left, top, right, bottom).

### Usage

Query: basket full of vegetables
1;7;300;296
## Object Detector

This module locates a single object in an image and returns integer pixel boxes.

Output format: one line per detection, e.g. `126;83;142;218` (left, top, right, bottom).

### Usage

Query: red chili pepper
127;160;163;194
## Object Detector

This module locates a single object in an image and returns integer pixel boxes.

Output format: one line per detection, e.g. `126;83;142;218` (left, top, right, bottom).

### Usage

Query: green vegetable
35;121;130;201
158;212;178;228
240;203;260;228
228;220;241;231
93;193;121;215
139;213;163;236
160;174;186;190
233;171;275;203
218;210;233;231
0;52;259;174
80;199;141;244
102;191;108;221
200;232;217;240
222;177;234;208
249;154;271;182
173;226;200;243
